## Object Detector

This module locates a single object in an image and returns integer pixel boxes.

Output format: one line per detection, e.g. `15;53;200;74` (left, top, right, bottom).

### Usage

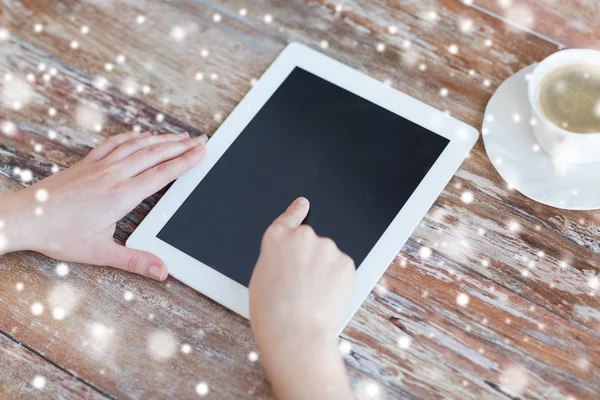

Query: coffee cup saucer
482;64;600;210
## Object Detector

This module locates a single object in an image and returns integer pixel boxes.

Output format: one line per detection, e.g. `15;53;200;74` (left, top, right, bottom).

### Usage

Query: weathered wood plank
0;36;273;400
0;332;108;399
416;143;600;331
0;35;598;400
346;240;600;399
201;0;600;329
0;37;202;186
0;0;599;399
471;0;600;49
2;0;598;332
0;172;24;193
0;0;283;134
2;239;598;399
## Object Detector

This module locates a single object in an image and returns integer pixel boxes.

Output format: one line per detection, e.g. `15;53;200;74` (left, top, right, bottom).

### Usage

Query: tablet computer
127;43;479;330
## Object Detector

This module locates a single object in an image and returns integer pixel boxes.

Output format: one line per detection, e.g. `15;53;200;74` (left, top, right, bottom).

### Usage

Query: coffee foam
539;64;600;134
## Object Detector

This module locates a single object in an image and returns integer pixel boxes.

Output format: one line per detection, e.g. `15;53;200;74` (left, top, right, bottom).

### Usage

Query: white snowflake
52;307;66;320
339;339;352;354
419;246;432;259
398;335;412;349
1;121;16;136
170;26;186;41
365;383;379;397
508;221;520;232
196;382;209;396
91;322;111;339
55;263;69;277
424;11;439;22
248;351;259;361
136;15;146;24
35;189;49;202
76;103;105;131
181;344;192;354
506;5;534;30
31;302;44;315
458;190;474;204
49;283;80;317
20;169;33;182
456;293;469;306
93;76;109;90
32;375;46;389
499;365;529;395
460;19;473;33
147;330;178;361
2;77;33;108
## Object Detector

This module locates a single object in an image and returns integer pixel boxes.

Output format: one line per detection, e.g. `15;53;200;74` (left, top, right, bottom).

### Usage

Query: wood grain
1;0;599;399
0;0;284;134
471;0;600;49
205;0;600;330
0;332;108;399
2;0;598;332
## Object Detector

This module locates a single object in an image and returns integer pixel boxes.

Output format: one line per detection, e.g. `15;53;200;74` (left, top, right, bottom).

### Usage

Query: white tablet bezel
127;42;479;330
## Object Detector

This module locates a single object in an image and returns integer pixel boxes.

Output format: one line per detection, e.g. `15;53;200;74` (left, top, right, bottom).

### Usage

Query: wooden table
1;1;598;399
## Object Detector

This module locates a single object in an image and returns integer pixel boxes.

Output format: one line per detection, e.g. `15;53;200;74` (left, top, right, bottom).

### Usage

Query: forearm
258;334;354;400
0;190;39;255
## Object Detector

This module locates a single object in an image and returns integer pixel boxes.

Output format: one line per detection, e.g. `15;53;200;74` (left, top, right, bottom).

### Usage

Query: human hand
249;197;356;400
0;130;207;281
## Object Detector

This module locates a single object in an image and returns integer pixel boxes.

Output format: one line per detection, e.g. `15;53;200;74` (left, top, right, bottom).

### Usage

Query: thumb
101;242;168;281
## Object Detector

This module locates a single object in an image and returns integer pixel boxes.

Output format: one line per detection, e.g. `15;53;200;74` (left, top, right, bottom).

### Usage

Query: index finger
272;197;310;229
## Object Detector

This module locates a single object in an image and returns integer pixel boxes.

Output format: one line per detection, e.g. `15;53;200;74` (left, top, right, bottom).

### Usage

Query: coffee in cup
528;49;600;164
538;64;600;134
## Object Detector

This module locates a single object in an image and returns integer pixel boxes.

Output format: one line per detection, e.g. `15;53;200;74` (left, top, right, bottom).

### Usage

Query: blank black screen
158;67;449;286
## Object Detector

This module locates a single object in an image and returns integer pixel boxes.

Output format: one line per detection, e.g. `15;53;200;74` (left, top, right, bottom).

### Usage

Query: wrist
0;190;43;254
256;331;353;400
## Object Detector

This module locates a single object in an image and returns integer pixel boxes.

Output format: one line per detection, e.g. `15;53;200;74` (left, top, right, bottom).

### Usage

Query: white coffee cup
527;49;600;164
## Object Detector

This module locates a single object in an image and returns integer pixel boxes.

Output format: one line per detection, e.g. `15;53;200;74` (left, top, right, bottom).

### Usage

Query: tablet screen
158;67;449;287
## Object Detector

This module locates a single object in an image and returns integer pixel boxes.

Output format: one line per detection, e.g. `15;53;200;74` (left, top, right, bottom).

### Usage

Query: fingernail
178;132;189;138
149;265;162;280
198;134;209;144
296;197;308;204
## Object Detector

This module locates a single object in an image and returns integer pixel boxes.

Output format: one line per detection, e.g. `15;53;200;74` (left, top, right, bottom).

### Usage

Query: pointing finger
273;197;310;229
